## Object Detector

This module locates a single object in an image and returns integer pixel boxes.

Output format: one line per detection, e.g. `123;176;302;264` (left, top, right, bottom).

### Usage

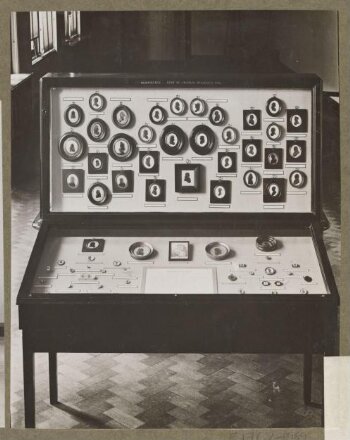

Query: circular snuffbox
129;241;154;260
205;242;230;260
256;234;278;252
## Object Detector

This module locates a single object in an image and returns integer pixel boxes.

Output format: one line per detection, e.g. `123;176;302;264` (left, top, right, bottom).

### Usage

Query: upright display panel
49;83;314;213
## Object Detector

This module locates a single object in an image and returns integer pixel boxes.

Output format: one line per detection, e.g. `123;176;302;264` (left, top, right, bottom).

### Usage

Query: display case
17;73;339;428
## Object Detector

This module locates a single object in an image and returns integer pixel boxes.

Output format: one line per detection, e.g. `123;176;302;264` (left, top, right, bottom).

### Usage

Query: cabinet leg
23;340;35;428
49;352;58;404
303;351;312;405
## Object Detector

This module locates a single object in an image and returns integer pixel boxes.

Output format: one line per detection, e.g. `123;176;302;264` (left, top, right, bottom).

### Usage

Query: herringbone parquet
11;184;338;429
11;351;323;429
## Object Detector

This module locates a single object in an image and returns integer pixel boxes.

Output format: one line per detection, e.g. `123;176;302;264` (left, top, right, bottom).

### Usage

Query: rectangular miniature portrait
175;164;201;193
168;241;190;261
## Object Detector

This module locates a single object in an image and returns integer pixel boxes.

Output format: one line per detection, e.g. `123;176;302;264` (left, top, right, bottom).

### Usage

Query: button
239;289;245;294
190;98;207;116
190;125;216;155
222;126;238;144
289;170;307;189
292;263;300;268
108;134;136;162
88;183;110;205
57;259;65;266
243;170;260;188
89;93;106;112
265;267;276;275
304;275;313;283
46;266;51;272
65;104;84;127
271;291;278;295
243;110;261;130
262;280;271;286
275;281;283;286
266;97;283;117
300;288;309;294
170;97;187;115
70;268;75;273
113;260;122;266
59;133;87;161
138;125;155;143
88;256;95;262
266;123;283;141
87;118;109;142
113;105;134;129
209;106;226;126
160;125;186;155
228;274;237;282
239;263;247;268
149;105;167;124
249;271;255;276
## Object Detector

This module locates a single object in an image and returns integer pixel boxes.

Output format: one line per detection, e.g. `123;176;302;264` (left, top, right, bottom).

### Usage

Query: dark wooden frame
16;73;338;429
168;240;190;261
175;164;201;193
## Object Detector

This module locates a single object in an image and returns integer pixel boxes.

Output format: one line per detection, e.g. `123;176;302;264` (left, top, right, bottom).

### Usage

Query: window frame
64;11;81;44
30;11;57;65
10;12;20;73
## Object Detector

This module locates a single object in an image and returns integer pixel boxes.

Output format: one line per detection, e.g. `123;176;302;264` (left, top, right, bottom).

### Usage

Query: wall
0;102;3;325
190;10;339;91
273;11;339;93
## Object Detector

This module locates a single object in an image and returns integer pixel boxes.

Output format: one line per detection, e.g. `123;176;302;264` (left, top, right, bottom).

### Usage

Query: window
10;13;20;73
30;11;57;63
64;11;81;43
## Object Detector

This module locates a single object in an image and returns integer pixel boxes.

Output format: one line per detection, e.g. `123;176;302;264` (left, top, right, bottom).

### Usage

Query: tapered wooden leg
49;352;58;404
303;351;312;405
23;337;35;428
